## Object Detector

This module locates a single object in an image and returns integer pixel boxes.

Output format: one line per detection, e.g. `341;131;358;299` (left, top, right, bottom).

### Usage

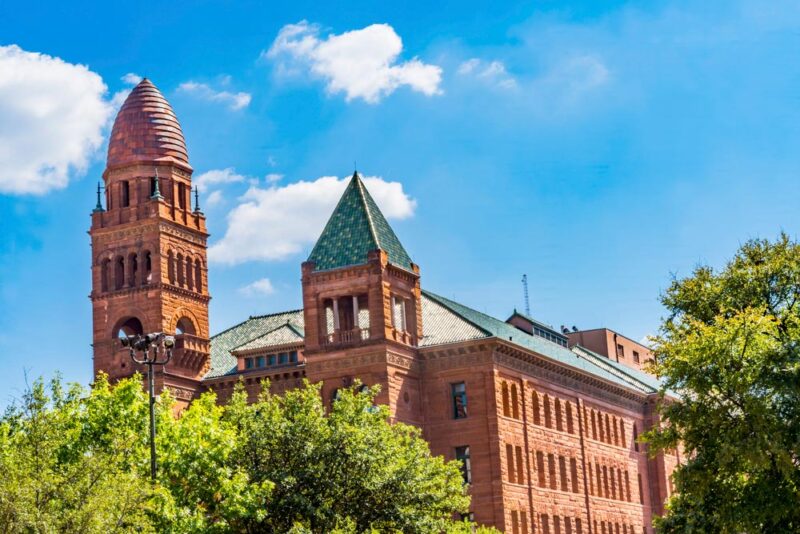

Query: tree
0;375;479;533
224;381;472;533
0;375;154;533
644;234;800;533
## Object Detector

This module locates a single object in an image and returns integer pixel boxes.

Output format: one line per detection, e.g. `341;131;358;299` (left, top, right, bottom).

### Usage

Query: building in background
91;79;678;533
567;328;655;375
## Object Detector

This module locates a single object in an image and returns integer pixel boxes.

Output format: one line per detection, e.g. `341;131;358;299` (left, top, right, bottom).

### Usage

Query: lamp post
120;332;175;481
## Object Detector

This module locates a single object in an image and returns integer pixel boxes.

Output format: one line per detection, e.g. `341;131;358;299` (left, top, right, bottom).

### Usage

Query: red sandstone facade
91;79;677;533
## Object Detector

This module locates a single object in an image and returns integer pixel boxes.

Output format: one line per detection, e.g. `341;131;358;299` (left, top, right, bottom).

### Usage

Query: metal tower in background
522;274;530;316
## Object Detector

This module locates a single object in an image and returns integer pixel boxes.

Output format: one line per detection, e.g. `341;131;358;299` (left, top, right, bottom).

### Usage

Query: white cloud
177;81;252;110
238;278;275;297
265;173;283;184
194;167;247;192
209;174;416;265
205;190;224;207
457;58;517;89
0;45;114;195
121;72;142;85
537;55;609;100
266;21;443;103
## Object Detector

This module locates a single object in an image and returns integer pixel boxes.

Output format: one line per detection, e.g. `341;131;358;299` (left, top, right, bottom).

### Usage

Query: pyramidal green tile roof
307;172;413;272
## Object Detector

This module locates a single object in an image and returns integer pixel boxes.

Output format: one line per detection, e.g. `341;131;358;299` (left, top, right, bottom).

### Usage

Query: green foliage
0;374;153;533
224;380;471;533
0;375;475;533
644;234;800;533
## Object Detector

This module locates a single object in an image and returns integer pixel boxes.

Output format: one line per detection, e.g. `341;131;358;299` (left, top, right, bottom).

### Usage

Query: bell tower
90;78;211;405
302;172;424;424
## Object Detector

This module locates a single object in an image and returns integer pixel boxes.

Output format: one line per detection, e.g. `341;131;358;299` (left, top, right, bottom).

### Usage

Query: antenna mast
522;274;530;316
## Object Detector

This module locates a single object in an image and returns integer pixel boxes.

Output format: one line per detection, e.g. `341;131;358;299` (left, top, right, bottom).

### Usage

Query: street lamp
120;332;175;481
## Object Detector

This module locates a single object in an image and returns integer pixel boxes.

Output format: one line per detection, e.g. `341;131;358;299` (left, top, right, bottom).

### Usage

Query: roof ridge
571;345;656;394
230;320;304;351
354;173;381;252
210;308;303;340
307;176;359;262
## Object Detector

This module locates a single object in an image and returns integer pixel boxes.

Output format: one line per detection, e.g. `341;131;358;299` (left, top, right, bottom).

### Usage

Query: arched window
176;253;185;286
175;317;196;336
502;382;510;417
591;410;598;440
143;251;152;285
555;398;563;431
114;256;125;290
612;416;619;445
185;256;194;291
101;258;110;292
194;259;202;293
128;252;138;287
544;394;552;428
510;383;519;419
114;316;143;339
619;418;626;448
532;391;541;425
167;251;175;284
605;414;612;444
566;402;574;434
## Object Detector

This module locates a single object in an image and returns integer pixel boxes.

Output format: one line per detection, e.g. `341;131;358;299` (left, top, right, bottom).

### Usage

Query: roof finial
151;167;163;199
93;182;105;213
193;186;202;214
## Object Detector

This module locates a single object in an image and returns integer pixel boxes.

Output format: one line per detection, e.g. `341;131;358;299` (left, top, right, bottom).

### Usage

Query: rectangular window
121;180;130;207
616;343;624;359
548;453;557;489
178;183;187;209
541;514;550;534
279;352;289;364
536;451;546;487
455;446;471;484
511;511;519;534
391;296;407;332
256;356;265;368
150;177;158;196
570;458;579;493
633;350;640;363
520;512;527;534
452;382;467;419
554;515;562;534
515;446;524;484
290;351;298;363
506;444;515;483
245;358;253;369
559;455;568;491
268;354;276;366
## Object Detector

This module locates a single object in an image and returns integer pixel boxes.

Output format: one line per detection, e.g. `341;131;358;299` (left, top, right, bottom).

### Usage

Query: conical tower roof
106;78;190;169
308;172;413;271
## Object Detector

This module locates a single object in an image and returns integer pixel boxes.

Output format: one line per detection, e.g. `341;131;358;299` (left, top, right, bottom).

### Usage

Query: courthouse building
90;79;677;533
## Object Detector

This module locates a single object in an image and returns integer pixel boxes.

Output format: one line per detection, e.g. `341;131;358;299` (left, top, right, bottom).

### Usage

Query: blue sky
1;0;799;405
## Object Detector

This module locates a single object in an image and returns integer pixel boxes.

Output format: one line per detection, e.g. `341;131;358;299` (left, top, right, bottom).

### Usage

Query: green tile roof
421;291;661;393
205;309;304;379
232;322;304;352
204;290;663;396
307;172;414;272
